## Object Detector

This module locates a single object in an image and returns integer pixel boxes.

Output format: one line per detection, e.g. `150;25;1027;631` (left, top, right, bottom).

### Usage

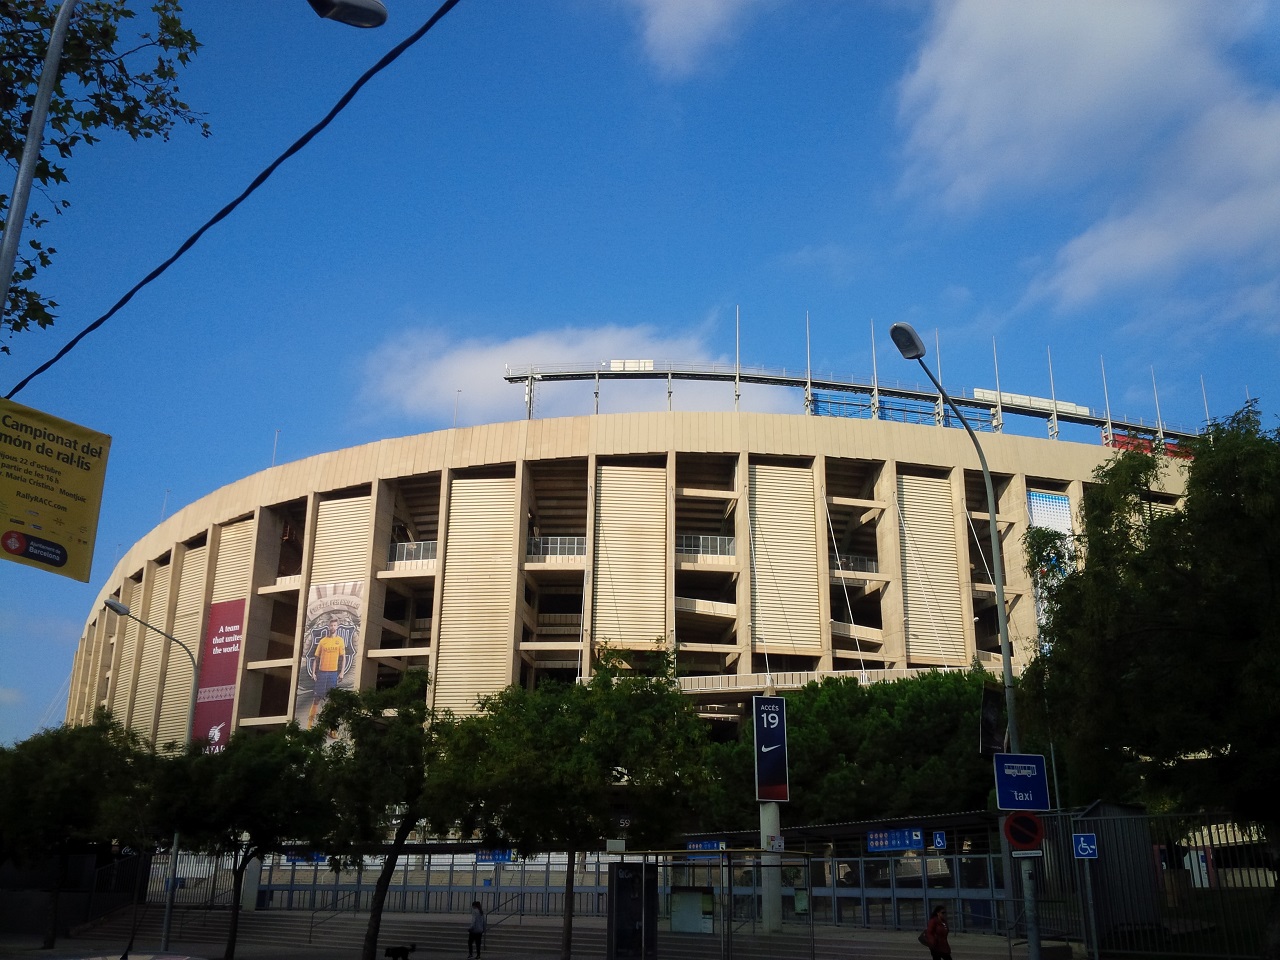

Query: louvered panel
897;474;965;661
311;497;372;583
131;565;172;741
591;464;667;646
748;463;822;649
157;546;205;750
434;477;516;715
90;616;111;714
76;615;107;722
110;579;140;719
212;519;254;601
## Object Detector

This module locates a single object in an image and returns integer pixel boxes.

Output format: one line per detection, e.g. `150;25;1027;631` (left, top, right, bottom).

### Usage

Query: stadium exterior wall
67;411;1180;743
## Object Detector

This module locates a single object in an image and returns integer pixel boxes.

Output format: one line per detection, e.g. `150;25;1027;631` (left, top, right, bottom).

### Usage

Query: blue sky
2;0;1277;744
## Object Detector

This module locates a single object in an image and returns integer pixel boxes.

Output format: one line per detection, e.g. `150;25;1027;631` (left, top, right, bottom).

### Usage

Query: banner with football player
294;581;363;729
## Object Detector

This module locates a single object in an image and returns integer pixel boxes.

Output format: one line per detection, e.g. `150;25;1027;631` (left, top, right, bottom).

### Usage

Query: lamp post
306;0;389;27
888;322;1040;960
1;0;385;328
104;598;199;952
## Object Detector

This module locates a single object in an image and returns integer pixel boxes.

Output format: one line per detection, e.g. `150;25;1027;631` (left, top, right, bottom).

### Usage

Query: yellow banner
0;398;111;582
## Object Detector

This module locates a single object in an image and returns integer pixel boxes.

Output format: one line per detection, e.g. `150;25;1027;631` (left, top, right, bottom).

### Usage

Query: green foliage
319;671;446;849
174;723;333;960
176;723;333;862
449;645;712;854
1;0;207;349
443;645;711;959
0;711;157;949
702;669;997;830
1020;404;1280;822
318;671;448;960
0;710;155;863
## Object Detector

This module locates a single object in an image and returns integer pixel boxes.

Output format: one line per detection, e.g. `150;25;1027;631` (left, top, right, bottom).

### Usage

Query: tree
701;668;998;832
1;0;207;351
1020;405;1280;956
448;646;712;960
0;711;156;948
318;671;455;960
173;723;334;960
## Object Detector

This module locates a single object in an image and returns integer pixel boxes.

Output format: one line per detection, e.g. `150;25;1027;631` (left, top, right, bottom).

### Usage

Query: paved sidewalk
0;937;359;960
0;928;1030;960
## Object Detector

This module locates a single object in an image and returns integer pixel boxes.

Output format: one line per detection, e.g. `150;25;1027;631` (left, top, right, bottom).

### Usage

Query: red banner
192;599;244;752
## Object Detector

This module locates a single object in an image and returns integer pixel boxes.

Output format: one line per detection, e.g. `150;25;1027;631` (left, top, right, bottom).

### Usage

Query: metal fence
388;540;437;564
144;811;1273;958
676;535;735;557
146;851;239;910
526;536;586;558
1029;810;1273;959
829;554;880;574
239;851;1017;932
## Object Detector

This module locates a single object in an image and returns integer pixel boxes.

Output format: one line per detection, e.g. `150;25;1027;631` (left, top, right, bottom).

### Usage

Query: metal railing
148;812;1270;958
503;360;1200;440
676;535;735;556
388;540;437;564
829;554;879;574
526;536;586;558
1030;811;1273;960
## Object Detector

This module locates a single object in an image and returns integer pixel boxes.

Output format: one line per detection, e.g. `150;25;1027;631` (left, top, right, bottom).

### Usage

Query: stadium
65;361;1189;744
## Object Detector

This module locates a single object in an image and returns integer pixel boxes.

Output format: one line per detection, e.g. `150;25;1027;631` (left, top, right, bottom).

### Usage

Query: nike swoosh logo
761;744;782;752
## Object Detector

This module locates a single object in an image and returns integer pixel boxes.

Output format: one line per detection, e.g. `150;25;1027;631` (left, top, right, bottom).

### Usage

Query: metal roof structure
504;360;1199;448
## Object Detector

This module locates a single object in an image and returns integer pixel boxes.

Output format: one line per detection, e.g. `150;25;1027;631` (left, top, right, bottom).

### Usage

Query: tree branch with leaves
1;0;207;351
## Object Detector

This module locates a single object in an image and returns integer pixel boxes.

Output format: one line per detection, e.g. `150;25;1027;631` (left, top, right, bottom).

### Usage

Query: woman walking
925;905;952;960
467;900;487;958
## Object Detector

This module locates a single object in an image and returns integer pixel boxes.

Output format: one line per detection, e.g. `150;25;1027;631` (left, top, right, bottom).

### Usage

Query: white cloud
0;688;22;707
900;0;1280;317
899;0;1246;209
1037;96;1280;307
360;321;797;427
623;0;766;76
778;244;860;285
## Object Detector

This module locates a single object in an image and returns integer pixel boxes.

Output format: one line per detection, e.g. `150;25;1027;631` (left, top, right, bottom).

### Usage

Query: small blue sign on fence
932;831;947;850
1073;833;1099;859
993;752;1051;811
477;849;514;864
867;828;924;852
685;840;726;860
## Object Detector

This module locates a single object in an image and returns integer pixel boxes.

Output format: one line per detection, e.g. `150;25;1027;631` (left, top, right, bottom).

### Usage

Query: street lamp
307;0;389;27
0;0;386;330
104;598;199;952
888;322;1041;960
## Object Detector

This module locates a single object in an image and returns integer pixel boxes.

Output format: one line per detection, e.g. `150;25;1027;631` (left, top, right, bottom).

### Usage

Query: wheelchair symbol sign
933;831;947;850
1073;833;1098;859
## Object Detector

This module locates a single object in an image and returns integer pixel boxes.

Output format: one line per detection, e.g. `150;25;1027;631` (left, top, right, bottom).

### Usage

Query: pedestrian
467;899;487;958
925;904;952;960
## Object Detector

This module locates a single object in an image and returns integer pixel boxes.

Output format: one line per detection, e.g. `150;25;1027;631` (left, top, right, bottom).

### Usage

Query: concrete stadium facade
67;411;1176;745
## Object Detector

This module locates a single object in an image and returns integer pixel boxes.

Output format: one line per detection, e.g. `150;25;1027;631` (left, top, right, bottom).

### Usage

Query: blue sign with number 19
753;696;789;802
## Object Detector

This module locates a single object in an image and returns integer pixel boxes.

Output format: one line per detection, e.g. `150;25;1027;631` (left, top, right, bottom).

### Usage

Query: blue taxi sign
993;753;1051;811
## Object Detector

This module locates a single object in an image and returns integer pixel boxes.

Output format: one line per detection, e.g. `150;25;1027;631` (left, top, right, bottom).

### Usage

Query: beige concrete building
66;411;1177;745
